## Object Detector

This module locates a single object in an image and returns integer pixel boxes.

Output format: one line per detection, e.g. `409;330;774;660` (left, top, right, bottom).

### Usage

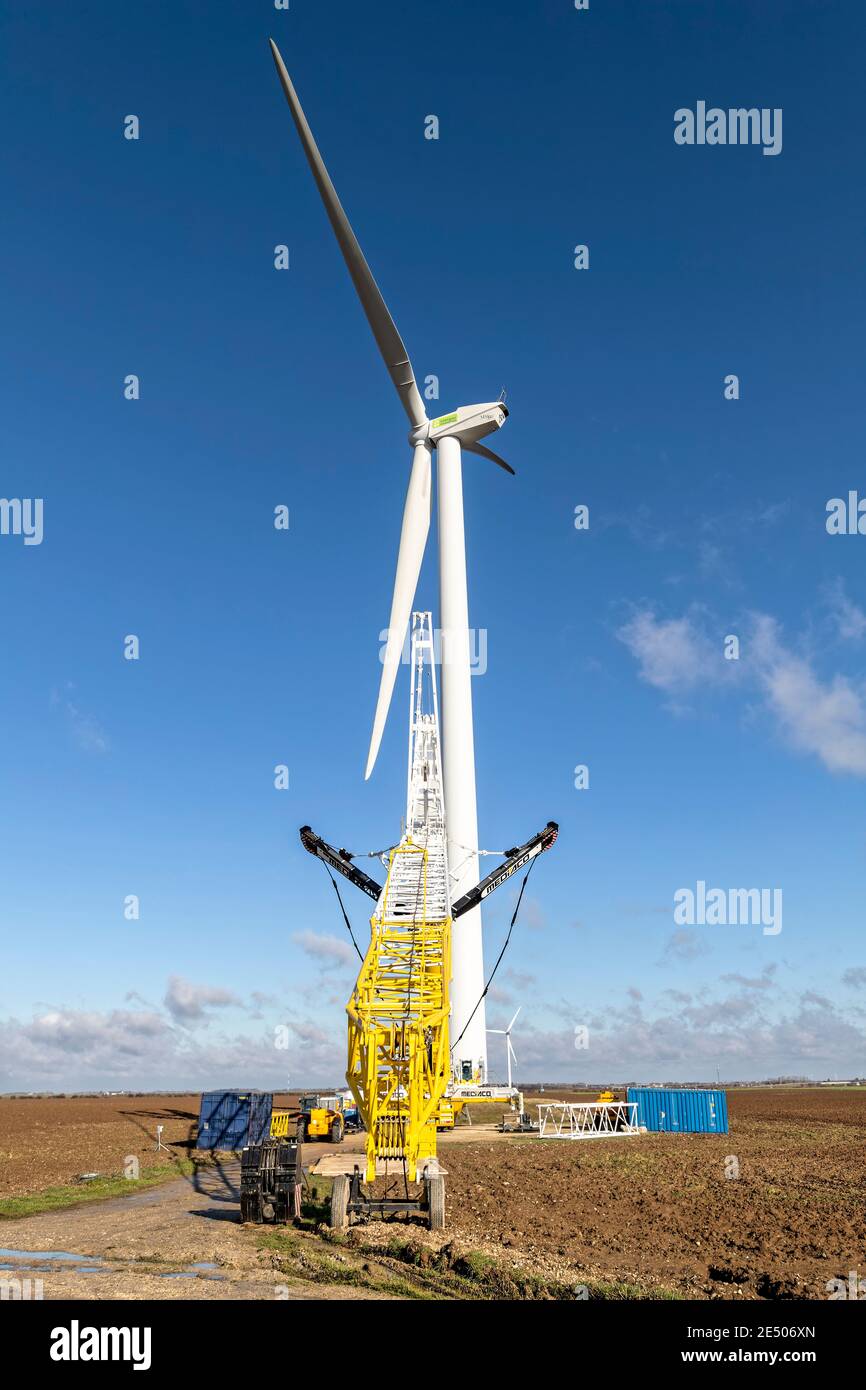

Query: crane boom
451;822;558;920
299;822;557;920
298;825;383;902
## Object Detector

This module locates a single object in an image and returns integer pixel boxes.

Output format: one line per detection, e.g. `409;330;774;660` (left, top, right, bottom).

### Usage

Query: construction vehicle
299;614;557;1231
499;1109;538;1134
296;1092;359;1144
593;1088;630;1131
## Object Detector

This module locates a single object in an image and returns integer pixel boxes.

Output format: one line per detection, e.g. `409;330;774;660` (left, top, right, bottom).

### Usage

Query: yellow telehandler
296;1093;355;1144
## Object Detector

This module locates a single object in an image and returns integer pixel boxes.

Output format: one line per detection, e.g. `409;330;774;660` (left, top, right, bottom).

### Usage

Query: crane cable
320;862;364;962
450;853;539;1058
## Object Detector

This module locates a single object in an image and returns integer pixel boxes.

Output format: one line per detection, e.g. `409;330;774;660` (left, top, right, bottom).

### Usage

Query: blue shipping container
626;1087;728;1134
196;1090;274;1150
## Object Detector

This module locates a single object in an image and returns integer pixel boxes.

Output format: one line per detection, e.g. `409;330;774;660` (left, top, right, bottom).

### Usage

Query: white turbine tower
487;1007;520;1090
270;41;512;1082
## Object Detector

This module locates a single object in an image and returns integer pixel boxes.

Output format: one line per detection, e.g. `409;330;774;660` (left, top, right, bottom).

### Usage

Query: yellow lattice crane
347;844;451;1174
297;617;558;1231
335;615;452;1228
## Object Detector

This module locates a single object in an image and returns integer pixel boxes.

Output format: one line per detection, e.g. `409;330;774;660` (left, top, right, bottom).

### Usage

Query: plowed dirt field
1;1087;863;1299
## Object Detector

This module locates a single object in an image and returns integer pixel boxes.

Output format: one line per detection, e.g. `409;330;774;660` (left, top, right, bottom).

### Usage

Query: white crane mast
405;615;451;911
381;612;450;928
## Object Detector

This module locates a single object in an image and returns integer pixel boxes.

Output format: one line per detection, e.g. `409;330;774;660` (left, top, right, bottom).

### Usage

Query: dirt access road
0;1151;387;1301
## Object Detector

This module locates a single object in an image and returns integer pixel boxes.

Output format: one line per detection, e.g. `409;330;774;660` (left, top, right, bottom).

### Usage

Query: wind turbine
269;41;511;1083
487;1007;520;1090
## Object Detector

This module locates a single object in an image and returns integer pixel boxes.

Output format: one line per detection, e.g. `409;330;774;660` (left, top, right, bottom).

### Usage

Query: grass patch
0;1160;198;1220
590;1278;682;1300
299;1174;333;1227
257;1226;434;1298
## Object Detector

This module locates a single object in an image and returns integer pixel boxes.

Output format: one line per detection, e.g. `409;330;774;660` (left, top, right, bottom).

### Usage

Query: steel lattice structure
346;614;452;1182
537;1102;641;1140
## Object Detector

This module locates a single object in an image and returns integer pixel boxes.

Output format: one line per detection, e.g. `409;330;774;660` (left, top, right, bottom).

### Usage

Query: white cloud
503;968;536;991
660;929;709;963
23;1008;167;1054
616;608;724;698
51;685;109;753
823;578;866;642
618;604;866;777
500;989;866;1081
292;930;357;968
721;965;777;991
4;975;866;1089
0;998;345;1092
163;976;241;1024
751;614;866;776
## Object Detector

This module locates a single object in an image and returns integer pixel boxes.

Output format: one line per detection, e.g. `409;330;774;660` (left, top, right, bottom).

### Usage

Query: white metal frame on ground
537;1101;640;1139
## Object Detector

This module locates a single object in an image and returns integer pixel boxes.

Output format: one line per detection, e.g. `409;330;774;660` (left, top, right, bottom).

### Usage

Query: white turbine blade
507;1006;521;1033
269;40;427;431
464;439;515;476
365;444;432;779
508;1040;517;1063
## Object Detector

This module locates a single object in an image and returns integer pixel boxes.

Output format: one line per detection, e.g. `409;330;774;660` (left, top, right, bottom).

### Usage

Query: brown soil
1;1087;864;1300
0;1093;299;1196
431;1087;866;1299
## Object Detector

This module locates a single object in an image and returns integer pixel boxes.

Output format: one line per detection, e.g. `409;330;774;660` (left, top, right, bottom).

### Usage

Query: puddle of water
0;1249;227;1283
0;1249;114;1279
0;1248;89;1262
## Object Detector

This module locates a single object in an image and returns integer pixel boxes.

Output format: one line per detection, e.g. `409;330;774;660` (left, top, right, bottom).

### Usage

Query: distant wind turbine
487;1007;521;1090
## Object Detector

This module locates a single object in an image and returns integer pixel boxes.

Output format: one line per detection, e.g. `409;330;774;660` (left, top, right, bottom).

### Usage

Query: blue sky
2;0;864;1089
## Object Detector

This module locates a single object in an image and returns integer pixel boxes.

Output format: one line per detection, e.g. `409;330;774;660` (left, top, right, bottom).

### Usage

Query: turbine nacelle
422;401;509;449
409;401;513;479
